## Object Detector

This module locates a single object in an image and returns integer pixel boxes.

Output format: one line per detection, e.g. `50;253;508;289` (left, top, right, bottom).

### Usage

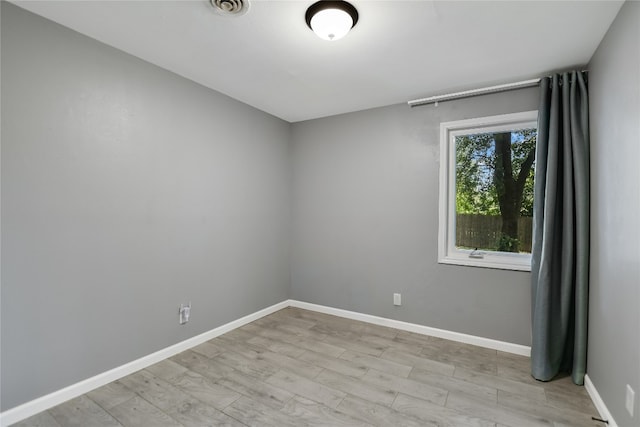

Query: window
438;111;537;271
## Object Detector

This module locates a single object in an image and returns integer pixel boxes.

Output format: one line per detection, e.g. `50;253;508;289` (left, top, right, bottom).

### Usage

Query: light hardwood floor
14;307;604;427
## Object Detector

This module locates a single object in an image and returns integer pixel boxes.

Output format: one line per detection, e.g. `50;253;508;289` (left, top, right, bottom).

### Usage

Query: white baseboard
0;300;289;427
585;374;618;427
2;298;533;426
288;300;531;357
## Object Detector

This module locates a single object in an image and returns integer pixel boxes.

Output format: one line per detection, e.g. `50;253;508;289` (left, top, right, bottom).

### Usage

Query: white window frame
438;111;538;271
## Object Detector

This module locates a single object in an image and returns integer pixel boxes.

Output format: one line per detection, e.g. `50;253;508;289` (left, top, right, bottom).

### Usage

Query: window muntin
438;111;538;271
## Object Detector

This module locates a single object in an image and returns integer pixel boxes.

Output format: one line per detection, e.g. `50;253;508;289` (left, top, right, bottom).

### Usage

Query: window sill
438;254;531;272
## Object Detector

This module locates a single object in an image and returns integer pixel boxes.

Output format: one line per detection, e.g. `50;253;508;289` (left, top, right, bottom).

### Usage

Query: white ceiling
12;0;623;122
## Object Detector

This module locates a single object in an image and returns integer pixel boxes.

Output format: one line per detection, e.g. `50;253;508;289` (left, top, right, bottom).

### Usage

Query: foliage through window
438;111;537;271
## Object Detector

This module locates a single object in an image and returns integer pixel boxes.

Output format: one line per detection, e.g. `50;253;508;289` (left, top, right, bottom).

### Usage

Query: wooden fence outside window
456;214;533;253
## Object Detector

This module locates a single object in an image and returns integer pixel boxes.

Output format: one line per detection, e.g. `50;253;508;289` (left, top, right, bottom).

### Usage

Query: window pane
455;128;536;254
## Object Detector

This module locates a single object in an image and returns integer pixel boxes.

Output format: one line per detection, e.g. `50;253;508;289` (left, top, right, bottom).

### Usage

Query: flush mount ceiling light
305;1;359;41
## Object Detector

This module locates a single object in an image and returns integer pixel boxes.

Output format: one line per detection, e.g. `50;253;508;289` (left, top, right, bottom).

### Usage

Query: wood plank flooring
13;307;604;427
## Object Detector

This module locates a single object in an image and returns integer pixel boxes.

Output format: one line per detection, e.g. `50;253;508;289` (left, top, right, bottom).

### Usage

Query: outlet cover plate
393;293;402;306
179;303;191;325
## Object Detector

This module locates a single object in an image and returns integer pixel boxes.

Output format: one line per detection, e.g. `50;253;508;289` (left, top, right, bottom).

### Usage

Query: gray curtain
531;71;589;385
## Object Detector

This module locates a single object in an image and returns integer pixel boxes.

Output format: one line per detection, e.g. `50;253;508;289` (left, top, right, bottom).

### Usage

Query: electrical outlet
179;303;191;325
393;293;402;306
626;384;635;417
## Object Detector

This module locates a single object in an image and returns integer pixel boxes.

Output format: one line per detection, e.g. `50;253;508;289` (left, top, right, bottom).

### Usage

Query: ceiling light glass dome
305;1;359;41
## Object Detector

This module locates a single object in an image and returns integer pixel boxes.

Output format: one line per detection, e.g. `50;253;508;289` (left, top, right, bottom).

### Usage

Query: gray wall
588;1;640;426
291;87;538;346
1;3;290;410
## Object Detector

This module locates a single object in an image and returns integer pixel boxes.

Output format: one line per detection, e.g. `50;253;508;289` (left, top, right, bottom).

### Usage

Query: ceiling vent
209;0;250;17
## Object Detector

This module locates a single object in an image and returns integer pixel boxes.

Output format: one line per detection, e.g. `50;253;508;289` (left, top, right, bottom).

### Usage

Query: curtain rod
407;78;541;108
